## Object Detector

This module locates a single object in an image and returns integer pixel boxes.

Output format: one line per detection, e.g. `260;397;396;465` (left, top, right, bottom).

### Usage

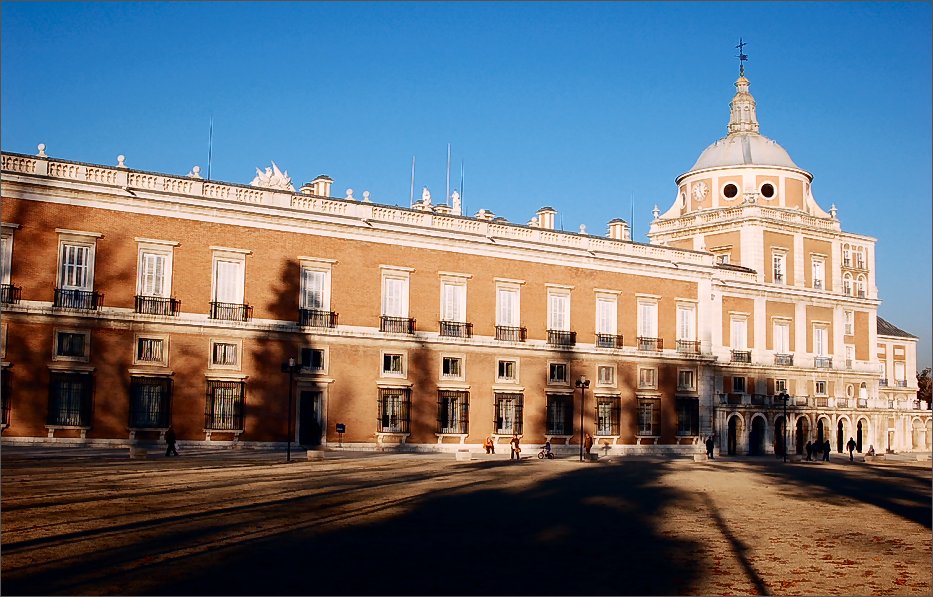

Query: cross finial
736;37;749;76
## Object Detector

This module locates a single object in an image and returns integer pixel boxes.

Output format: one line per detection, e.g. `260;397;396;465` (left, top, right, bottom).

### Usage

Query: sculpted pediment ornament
250;161;295;191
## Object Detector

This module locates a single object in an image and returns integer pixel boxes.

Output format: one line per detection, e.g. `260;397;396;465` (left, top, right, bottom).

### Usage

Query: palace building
1;68;929;456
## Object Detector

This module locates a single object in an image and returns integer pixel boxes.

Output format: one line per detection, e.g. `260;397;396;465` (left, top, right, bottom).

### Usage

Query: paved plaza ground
1;445;930;596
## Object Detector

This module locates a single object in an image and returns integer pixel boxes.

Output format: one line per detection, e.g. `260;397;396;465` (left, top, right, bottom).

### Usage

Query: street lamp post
778;391;789;463
281;357;301;462
575;376;590;462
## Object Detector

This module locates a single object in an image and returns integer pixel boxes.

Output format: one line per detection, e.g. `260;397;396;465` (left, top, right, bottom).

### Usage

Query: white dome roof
689;133;800;171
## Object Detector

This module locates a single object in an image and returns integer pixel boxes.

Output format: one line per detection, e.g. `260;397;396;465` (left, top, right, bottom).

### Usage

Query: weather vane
736;37;748;76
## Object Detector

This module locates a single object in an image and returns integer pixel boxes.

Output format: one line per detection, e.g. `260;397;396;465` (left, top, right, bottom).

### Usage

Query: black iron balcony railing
54;288;103;310
843;258;851;268
596;333;624;349
380;315;415;334
774;273;784;283
879;378;888;387
813;280;823;290
857;398;868;408
857;291;866;298
750;394;766;406
731;350;751;363
775;353;794;366
814;356;833;369
439;321;473;338
895;380;908;388
300;308;338;328
0;283;22;304
547;330;576;347
637;337;663;351
676;340;700;354
726;393;743;405
209;301;253;322
815;397;829;408
495;325;526;342
135;295;181;316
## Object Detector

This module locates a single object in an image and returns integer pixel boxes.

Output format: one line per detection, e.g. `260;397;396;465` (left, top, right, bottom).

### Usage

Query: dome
689;133;800;171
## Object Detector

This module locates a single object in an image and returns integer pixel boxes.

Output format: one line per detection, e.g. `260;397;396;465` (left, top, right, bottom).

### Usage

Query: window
378;387;411;433
442;356;463;379
548;363;568;384
129;377;172;428
844;310;854;336
842;246;851;268
813;325;828;356
212;251;247;305
676;304;696;341
59;243;93;290
730;316;748;350
382;353;405;376
545;394;573;435
595;296;617;335
300;347;325;371
494;392;523;434
855;275;866;298
596;395;620;436
811;257;824;290
204;380;245;431
597;365;615;386
637;299;658;339
0;224;16;286
677;369;696;391
815;380;827;396
676;398;699;436
773;320;790;354
715;252;731;265
497;359;517;382
772;252;786;284
211;341;240;368
440;280;467;323
775;378;787;394
437;390;469;434
638;367;657;389
843;273;852;296
54;330;89;360
135;336;166;365
894;362;906;384
381;267;411;317
732;376;746;393
300;268;328;310
547;289;570;331
496;287;520;326
636;397;660;436
136;239;176;298
48;372;93;427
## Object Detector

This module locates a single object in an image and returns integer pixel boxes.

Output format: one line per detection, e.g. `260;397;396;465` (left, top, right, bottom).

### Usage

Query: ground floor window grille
437;390;469;434
205;380;245;431
675;397;699;436
636;397;660;436
494;392;523;435
546;394;573;435
378;387;411;433
596;395;620;435
129;376;172;428
47;372;93;426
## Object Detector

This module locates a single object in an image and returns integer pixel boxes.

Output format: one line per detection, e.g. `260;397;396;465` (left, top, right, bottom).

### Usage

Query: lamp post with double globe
777;391;790;463
575;376;590;462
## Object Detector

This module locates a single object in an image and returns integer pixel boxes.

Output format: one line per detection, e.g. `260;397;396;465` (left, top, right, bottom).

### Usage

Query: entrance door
727;416;739;455
774;417;786;458
298;390;323;446
837;421;844;453
856;421;863;452
749;417;766;456
887;430;895;453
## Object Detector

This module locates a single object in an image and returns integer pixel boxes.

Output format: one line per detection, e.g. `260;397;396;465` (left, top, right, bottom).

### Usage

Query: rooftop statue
251;161;295;191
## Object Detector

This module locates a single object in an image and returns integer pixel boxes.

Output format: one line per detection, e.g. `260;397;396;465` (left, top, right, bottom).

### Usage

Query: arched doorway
749;416;766;456
856;420;864;452
727;415;743;456
774;416;786;458
912;419;923;451
816;418;825;447
796;417;809;454
837;420;845;453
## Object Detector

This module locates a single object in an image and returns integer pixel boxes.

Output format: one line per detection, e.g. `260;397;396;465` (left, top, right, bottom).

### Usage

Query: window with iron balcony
731;350;751;363
637;337;663;351
774;353;794;366
440;321;472;338
596;333;623;348
547;330;576;347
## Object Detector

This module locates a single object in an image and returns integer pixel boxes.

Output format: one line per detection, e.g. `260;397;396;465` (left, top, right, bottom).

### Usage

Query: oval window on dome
723;183;738;199
761;183;775;199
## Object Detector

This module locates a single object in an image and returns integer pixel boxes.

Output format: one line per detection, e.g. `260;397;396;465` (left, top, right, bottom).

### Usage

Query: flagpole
207;115;214;181
445;143;451;206
410;156;415;208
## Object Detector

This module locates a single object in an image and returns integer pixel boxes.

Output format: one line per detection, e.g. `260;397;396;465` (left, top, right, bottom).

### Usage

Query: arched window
856;275;866;298
843;272;853;296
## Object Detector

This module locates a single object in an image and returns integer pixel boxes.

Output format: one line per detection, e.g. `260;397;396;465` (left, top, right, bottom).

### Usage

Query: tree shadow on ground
148;461;702;596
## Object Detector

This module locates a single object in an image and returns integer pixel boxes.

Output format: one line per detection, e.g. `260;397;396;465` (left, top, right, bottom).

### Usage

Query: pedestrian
584;432;593;455
866;444;875;456
510;433;521;460
846;437;857;461
805;440;812;461
164;426;179;457
484;435;495;454
823;439;831;461
705;435;715;459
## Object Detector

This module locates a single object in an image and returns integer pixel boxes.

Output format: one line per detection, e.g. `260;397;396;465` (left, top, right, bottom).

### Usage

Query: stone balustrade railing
651;204;841;233
3;151;715;267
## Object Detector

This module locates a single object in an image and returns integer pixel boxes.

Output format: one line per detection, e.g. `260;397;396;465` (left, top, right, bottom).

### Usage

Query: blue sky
2;2;931;369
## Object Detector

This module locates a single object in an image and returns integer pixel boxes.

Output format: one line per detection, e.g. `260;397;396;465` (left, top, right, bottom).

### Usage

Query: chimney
536;206;556;230
301;175;333;197
607;218;631;241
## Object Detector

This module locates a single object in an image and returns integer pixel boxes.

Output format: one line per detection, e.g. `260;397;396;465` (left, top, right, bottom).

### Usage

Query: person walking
164;426;179;457
705;435;715;459
484;435;495;454
823;439;831;461
805;440;813;461
509;434;521;461
583;432;593;456
846;437;857;461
